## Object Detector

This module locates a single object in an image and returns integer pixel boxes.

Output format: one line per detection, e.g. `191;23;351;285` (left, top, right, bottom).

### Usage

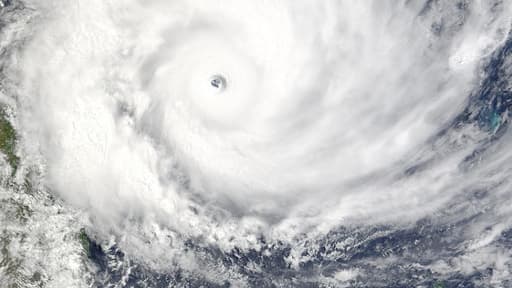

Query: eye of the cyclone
209;74;226;91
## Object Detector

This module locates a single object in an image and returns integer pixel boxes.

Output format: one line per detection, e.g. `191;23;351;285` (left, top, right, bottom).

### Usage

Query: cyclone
2;0;512;287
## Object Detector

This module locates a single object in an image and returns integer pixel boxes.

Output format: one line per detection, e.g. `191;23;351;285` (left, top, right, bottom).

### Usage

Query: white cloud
4;0;512;276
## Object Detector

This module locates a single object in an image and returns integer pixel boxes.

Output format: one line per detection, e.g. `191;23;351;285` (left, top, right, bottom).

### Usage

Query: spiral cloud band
2;0;512;286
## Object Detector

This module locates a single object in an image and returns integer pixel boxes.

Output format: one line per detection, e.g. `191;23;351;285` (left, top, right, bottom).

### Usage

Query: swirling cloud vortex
13;0;512;253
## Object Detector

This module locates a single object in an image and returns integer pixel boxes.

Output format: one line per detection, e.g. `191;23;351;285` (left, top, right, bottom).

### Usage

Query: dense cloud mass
2;0;512;287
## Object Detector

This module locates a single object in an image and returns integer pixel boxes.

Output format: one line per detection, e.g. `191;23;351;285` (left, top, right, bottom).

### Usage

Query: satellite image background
1;1;512;287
